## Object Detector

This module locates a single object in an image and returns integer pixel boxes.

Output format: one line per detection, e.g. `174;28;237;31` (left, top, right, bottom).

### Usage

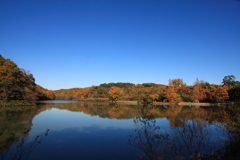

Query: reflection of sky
29;104;227;141
30;108;138;136
29;127;141;160
24;102;230;159
27;105;144;159
26;104;174;159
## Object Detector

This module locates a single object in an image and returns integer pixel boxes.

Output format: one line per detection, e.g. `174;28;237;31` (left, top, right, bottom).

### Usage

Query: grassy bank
81;98;109;102
0;100;36;107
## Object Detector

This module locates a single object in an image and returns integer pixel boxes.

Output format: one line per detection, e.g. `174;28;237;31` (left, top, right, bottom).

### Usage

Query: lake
0;100;231;160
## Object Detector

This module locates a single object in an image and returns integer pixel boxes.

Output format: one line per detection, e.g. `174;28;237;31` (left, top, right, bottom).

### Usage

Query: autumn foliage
0;55;54;101
191;78;206;102
214;86;229;102
165;80;181;103
1;54;237;103
108;86;123;102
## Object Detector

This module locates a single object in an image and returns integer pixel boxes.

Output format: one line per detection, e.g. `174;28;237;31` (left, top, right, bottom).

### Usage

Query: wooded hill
0;55;54;101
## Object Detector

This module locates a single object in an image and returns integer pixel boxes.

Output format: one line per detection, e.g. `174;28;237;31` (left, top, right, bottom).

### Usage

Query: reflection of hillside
0;105;51;152
52;103;140;119
165;106;210;128
52;103;169;119
52;103;231;128
129;104;240;160
130;117;214;160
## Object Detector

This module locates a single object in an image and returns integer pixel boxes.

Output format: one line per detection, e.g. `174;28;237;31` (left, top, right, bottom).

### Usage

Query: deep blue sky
1;0;240;90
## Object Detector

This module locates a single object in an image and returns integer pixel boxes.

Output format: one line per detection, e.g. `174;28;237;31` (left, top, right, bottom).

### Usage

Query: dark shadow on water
0;128;49;160
0;106;50;160
128;103;240;160
129;116;219;159
128;116;174;160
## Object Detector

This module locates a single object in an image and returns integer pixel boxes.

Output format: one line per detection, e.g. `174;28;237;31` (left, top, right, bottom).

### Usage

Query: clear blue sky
1;0;240;90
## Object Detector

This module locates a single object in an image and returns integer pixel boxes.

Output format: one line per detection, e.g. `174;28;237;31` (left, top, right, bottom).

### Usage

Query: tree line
1;54;239;103
54;77;239;103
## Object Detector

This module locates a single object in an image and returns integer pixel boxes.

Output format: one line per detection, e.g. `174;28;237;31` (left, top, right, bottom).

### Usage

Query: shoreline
1;99;227;107
109;101;227;106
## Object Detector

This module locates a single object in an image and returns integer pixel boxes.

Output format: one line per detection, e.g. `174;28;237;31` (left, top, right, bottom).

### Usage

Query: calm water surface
0;100;229;160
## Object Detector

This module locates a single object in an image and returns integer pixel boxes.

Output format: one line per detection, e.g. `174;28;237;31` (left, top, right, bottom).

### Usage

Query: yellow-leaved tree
108;86;123;103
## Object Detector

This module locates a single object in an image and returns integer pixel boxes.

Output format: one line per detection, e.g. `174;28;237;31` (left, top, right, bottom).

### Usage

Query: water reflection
39;102;234;129
0;101;239;160
129;116;174;160
129;116;217;159
0;106;49;151
172;120;212;159
129;103;240;160
0;106;50;160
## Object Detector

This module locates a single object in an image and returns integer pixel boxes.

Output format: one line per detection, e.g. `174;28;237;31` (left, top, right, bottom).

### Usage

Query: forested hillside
0;55;54;101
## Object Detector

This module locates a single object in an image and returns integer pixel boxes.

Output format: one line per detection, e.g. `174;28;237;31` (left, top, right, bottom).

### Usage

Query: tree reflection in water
129;116;175;160
0;129;49;160
0;106;50;160
172;120;212;159
212;103;240;159
0;128;49;160
129;106;225;160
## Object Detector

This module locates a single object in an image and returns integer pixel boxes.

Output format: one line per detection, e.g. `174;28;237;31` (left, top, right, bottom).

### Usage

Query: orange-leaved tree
191;78;206;103
165;80;181;103
206;85;229;102
214;85;229;102
108;86;123;102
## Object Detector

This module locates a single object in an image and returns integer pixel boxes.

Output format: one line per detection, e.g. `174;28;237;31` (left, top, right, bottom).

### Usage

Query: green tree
228;85;240;102
222;75;236;89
